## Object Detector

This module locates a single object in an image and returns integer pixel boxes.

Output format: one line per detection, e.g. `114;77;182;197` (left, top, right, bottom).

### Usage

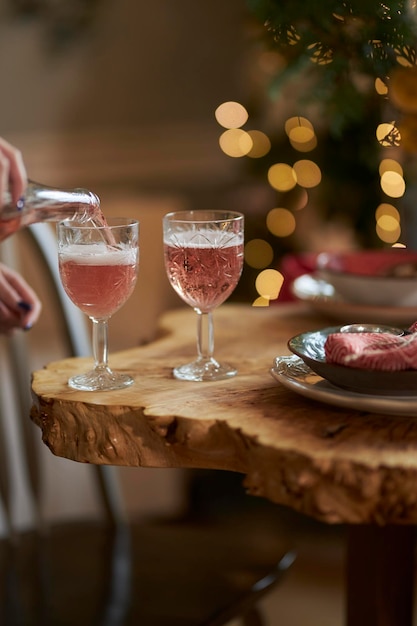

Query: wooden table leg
346;525;415;626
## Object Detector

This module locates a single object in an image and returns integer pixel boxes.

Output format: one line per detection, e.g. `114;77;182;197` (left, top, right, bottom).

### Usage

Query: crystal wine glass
57;217;139;391
163;210;244;382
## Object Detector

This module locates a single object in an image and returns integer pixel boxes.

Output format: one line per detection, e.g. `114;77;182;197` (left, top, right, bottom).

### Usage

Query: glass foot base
173;358;237;382
68;367;134;391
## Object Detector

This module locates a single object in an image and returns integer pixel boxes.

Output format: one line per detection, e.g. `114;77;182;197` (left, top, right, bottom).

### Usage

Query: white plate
271;355;417;416
292;274;417;326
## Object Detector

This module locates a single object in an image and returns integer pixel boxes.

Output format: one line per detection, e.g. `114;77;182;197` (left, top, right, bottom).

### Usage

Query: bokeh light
285;116;317;151
375;201;401;244
376;220;401;243
289;126;315;143
246;130;272;158
285;26;301;45
215;101;249;128
219;129;253;157
284;116;314;136
375;77;388;95
396;53;414;68
377;214;400;232
293;160;322;188
376;122;401;147
379;158;403;177
307;42;333;65
252;296;271;307
375;202;400;222
267;163;297;191
380;170;406;197
266;208;296;237
255;269;284;300
289;128;318;152
244;239;274;268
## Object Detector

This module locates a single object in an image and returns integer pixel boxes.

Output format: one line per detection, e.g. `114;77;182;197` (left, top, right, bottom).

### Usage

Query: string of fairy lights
215;87;407;305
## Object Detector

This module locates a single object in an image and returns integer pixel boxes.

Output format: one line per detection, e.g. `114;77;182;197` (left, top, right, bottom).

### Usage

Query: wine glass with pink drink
57;217;139;391
163;210;244;382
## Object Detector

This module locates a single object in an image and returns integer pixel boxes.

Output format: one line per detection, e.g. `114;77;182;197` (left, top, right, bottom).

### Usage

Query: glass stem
92;318;109;371
196;311;214;361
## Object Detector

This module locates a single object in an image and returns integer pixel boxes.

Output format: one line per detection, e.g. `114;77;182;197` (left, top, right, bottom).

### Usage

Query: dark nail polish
18;301;32;312
16;197;25;211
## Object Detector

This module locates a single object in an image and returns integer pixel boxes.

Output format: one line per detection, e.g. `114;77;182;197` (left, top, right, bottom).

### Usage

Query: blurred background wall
0;0;249;133
0;0;249;188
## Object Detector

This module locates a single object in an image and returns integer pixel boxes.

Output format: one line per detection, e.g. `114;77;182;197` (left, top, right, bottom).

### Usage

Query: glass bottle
0;180;102;242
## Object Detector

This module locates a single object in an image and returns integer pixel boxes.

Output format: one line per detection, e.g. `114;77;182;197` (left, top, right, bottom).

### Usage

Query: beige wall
0;1;249;134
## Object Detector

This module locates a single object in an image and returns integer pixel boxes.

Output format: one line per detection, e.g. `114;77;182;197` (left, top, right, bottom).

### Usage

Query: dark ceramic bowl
288;325;417;395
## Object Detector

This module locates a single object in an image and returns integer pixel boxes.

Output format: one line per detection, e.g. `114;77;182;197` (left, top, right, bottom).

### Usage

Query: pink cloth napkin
324;330;417;371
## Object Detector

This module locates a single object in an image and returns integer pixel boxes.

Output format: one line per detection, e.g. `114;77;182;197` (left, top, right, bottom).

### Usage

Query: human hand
0;137;27;209
0;263;42;334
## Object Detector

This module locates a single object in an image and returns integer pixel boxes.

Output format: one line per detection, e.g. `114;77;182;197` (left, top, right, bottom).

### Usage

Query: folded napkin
324;330;417;371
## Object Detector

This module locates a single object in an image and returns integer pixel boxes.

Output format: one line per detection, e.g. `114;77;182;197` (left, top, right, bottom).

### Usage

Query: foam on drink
59;243;138;318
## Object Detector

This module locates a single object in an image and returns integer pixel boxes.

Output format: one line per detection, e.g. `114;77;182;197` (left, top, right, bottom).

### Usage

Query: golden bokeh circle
375;77;388;96
215;101;249;129
375;202;400;222
376;122;401;147
376;221;401;243
255;269;284;300
246;130;272;158
252;296;271;307
267;163;297;191
377;214;400;232
380;170;406;198
379;159;403;177
266;208;296;237
292;160;322;188
219;129;253;158
284;116;314;137
244;239;274;269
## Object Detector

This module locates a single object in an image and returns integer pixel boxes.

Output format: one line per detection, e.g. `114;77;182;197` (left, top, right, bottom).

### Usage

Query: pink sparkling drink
59;243;138;319
164;237;243;312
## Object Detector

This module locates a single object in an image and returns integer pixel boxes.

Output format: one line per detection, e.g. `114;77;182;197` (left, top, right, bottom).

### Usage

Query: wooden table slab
31;303;417;526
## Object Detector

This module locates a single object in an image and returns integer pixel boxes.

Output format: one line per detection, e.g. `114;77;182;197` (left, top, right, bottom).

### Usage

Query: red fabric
277;253;318;302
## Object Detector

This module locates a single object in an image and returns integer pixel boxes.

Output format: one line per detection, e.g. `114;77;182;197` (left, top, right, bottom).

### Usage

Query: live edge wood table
31;303;417;626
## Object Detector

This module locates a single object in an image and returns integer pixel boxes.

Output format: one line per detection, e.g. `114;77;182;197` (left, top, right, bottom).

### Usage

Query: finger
0;264;42;325
0;300;20;334
17;296;42;330
8;148;27;204
0;138;27;206
0;263;26;310
0;151;10;210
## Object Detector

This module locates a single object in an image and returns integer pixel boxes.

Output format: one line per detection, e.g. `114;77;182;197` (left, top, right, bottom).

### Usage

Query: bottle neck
1;180;100;223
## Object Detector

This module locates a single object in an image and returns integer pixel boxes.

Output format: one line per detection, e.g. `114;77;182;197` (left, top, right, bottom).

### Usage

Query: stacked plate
271;323;417;415
287;325;417;395
291;249;417;325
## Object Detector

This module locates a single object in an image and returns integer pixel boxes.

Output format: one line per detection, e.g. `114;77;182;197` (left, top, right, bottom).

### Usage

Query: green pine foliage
247;0;417;135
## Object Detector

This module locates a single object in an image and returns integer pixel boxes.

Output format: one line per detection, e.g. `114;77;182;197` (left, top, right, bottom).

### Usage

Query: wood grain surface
31;303;417;525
